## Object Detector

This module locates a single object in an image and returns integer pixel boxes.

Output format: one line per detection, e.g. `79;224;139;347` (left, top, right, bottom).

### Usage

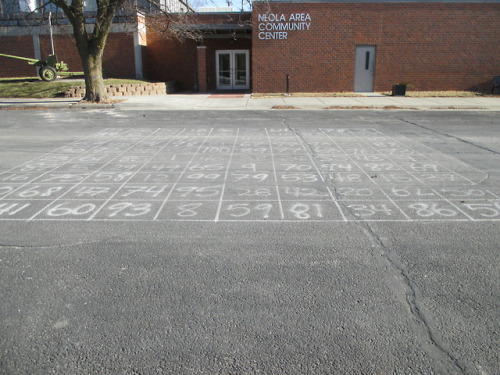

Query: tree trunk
82;50;107;102
50;0;123;103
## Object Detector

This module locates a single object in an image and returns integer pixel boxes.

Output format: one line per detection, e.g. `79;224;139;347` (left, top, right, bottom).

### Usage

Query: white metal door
354;46;376;92
216;50;249;90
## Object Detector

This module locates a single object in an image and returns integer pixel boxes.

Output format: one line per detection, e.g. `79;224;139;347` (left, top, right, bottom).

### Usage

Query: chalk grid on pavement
1;127;499;222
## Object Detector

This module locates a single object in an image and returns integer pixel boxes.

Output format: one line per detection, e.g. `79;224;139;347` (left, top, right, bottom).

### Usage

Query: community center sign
257;13;312;40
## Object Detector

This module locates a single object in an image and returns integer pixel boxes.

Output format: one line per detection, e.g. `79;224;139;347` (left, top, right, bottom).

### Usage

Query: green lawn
0;77;147;98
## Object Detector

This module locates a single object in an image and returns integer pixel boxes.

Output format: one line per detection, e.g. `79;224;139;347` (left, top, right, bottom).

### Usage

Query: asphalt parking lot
0;109;499;374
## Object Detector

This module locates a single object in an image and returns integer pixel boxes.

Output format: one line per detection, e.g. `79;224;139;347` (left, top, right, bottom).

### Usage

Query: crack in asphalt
288;123;467;374
284;122;346;206
394;116;500;156
390;114;493;186
0;240;106;250
359;224;466;374
285;122;322;162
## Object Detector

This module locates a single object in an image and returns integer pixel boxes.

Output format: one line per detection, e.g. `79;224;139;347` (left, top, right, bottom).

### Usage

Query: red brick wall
144;35;251;91
102;33;136;78
0;36;37;77
197;46;208;91
143;31;198;91
0;31;136;79
144;13;251;91
252;2;500;93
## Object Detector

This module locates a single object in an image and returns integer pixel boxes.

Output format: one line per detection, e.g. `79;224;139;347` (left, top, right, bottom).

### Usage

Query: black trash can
392;84;407;96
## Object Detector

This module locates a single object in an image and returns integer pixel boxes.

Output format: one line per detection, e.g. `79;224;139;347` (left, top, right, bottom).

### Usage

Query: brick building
251;0;500;93
1;0;499;93
144;12;251;92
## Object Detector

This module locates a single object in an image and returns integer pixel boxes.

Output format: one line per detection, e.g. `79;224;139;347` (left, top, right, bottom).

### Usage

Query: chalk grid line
0;127;498;222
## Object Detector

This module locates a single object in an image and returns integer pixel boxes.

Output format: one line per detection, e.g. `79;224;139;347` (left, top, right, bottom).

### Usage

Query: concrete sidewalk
1;92;500;110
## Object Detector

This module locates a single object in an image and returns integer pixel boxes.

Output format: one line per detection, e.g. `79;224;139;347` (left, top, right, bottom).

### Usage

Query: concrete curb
1;94;500;111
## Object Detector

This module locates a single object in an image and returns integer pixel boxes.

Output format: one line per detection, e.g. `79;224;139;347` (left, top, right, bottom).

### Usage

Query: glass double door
216;50;250;90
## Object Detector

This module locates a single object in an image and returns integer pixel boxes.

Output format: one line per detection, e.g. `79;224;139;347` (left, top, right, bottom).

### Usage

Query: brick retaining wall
65;82;166;98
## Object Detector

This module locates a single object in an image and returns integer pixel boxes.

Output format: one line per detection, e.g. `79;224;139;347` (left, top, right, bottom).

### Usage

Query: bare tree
2;0;254;102
43;0;121;101
41;0;194;102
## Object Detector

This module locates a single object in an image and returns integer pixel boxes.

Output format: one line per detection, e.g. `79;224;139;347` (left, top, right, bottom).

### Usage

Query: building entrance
216;50;250;90
354;46;376;92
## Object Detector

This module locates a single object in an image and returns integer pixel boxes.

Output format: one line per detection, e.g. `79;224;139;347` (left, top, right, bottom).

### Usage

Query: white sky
193;0;252;11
